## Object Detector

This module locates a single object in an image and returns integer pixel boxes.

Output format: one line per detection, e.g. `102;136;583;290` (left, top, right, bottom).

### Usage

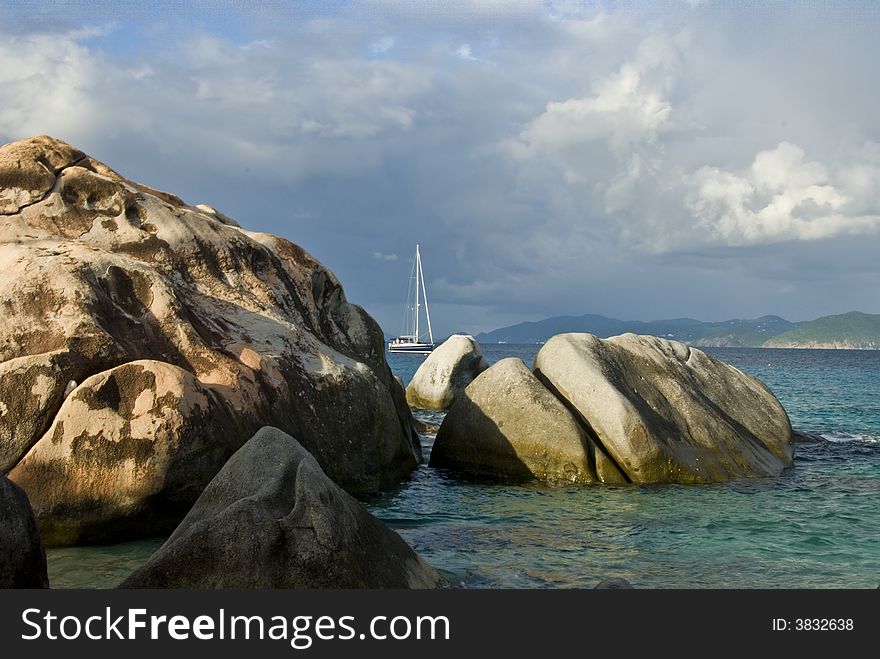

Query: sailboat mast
414;244;420;342
418;247;433;345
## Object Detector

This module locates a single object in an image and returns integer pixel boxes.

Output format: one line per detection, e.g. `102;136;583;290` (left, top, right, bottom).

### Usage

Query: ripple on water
47;538;164;589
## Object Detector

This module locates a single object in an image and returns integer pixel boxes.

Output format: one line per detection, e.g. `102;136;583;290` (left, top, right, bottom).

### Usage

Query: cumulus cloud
0;26;431;182
509;53;673;162
373;251;399;261
687;142;880;245
0;30;105;141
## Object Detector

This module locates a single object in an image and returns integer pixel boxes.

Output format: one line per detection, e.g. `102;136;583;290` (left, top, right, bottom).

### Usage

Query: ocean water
46;345;880;588
373;345;880;589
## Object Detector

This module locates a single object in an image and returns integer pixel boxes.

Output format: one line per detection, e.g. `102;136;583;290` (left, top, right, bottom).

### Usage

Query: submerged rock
413;417;441;435
431;358;613;484
594;577;634;589
0;135;419;544
0;474;48;588
534;333;794;483
119;427;442;589
406;335;488;410
792;429;824;444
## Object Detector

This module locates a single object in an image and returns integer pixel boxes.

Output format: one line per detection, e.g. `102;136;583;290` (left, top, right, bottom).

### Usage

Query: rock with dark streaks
534;333;794;483
0;135;419;544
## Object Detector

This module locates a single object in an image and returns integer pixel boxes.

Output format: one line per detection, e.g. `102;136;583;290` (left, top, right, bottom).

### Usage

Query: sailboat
388;244;435;354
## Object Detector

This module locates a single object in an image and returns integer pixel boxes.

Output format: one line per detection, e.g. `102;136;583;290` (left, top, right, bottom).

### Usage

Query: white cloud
0;27;432;183
686;142;880;245
0;31;103;140
508;58;673;164
372;252;399;261
456;44;476;60
498;30;684;252
371;36;395;53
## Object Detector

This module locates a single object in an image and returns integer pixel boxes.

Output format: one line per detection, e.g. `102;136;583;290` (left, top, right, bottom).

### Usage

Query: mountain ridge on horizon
473;311;880;349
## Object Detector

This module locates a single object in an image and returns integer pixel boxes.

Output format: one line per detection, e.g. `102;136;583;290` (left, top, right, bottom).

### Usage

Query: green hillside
763;312;880;349
475;314;797;346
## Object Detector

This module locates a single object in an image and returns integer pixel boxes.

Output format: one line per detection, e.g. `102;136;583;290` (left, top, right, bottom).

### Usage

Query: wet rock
594;577;634;589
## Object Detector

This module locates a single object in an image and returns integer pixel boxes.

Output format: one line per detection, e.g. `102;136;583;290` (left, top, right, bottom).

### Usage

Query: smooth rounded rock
119;427;442;589
406;335;488;410
534;333;794;483
431;358;611;484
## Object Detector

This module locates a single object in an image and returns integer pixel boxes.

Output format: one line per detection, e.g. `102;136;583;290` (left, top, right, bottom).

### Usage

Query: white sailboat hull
387;341;435;354
388;243;435;355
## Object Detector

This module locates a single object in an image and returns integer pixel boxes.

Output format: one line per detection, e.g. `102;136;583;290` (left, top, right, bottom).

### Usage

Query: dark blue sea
47;345;879;588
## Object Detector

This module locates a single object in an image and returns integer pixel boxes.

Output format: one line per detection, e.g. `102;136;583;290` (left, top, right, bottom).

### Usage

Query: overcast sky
2;1;879;336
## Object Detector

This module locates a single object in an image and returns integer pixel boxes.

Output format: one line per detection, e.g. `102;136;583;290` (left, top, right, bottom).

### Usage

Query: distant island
475;311;880;350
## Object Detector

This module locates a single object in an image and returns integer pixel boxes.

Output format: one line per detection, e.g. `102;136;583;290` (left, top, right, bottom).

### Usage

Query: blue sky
2;1;880;336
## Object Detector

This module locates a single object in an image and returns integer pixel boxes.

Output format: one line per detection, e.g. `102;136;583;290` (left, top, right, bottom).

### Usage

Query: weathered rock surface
406;335;488;410
119;427;442;589
431;358;619;484
0;135;419;544
534;333;794;483
11;360;244;545
0;474;48;588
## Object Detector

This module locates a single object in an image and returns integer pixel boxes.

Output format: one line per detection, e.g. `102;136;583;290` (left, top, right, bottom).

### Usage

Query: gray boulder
534;333;794;483
0;474;48;588
431;358;624;484
119;427;442;589
406;335;488;410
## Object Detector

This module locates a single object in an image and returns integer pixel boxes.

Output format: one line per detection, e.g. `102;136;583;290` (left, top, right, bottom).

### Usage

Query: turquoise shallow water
47;345;880;588
371;345;880;588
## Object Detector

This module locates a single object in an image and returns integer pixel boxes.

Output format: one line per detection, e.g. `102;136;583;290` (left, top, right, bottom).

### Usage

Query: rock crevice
533;368;632;484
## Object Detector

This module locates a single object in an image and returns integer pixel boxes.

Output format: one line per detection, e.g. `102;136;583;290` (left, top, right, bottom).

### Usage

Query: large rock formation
120;427;442;589
534;333;794;483
405;334;488;410
0;474;49;588
0;135;420;545
431;333;794;485
431;358;614;484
